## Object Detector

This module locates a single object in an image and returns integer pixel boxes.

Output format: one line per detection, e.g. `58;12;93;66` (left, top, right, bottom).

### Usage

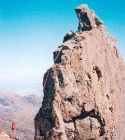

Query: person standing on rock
12;122;16;131
11;122;16;139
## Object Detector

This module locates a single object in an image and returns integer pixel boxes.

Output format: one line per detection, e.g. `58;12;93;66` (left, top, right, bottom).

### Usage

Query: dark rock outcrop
75;4;103;32
34;4;125;140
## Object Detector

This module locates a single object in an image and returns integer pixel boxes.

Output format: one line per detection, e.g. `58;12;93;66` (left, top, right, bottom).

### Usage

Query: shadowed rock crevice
75;4;103;32
76;10;92;32
57;69;65;87
35;69;57;138
64;108;106;137
94;17;103;27
93;66;102;80
63;31;76;42
53;45;71;64
53;50;63;64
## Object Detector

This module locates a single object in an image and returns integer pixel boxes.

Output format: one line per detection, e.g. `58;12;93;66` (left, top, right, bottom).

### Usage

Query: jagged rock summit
75;4;103;32
34;4;125;140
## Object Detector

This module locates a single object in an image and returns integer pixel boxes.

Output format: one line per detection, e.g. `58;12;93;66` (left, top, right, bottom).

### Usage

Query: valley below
0;91;42;140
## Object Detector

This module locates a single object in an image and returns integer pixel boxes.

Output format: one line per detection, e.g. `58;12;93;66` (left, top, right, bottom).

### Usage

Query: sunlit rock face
34;4;125;140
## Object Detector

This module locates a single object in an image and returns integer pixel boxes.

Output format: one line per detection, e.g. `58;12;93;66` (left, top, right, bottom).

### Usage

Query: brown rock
34;4;125;140
75;4;103;32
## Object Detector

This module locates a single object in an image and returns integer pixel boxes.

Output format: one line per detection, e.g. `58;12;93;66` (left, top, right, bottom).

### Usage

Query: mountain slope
0;92;42;140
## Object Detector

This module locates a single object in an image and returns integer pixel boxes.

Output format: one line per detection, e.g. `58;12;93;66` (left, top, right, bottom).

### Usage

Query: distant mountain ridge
0;77;42;96
0;91;42;140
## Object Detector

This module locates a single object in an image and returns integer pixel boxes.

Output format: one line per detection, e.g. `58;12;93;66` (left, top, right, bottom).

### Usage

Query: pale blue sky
0;0;124;84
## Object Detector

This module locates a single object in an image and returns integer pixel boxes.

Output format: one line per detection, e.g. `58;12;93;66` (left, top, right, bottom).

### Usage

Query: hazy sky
0;0;125;83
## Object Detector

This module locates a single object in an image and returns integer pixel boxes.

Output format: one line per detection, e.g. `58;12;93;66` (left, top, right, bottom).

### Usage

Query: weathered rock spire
34;4;125;140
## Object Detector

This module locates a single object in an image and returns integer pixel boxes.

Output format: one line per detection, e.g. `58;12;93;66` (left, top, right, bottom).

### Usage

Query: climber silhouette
11;122;16;132
11;122;16;139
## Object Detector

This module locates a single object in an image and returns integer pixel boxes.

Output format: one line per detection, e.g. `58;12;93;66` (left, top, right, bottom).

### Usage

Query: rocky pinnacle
75;4;103;32
34;4;125;140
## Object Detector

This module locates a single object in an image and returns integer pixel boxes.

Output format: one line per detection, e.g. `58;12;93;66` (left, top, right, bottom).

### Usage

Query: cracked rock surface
34;4;125;140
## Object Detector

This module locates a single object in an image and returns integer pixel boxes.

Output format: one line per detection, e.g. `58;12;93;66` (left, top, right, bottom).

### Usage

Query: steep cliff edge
34;4;125;140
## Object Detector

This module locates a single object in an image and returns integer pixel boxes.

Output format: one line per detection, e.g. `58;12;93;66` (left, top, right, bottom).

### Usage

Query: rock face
34;4;125;140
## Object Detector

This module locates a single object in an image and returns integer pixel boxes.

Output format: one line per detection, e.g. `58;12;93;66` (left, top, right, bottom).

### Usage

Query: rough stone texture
75;4;103;32
0;131;17;140
34;4;125;140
